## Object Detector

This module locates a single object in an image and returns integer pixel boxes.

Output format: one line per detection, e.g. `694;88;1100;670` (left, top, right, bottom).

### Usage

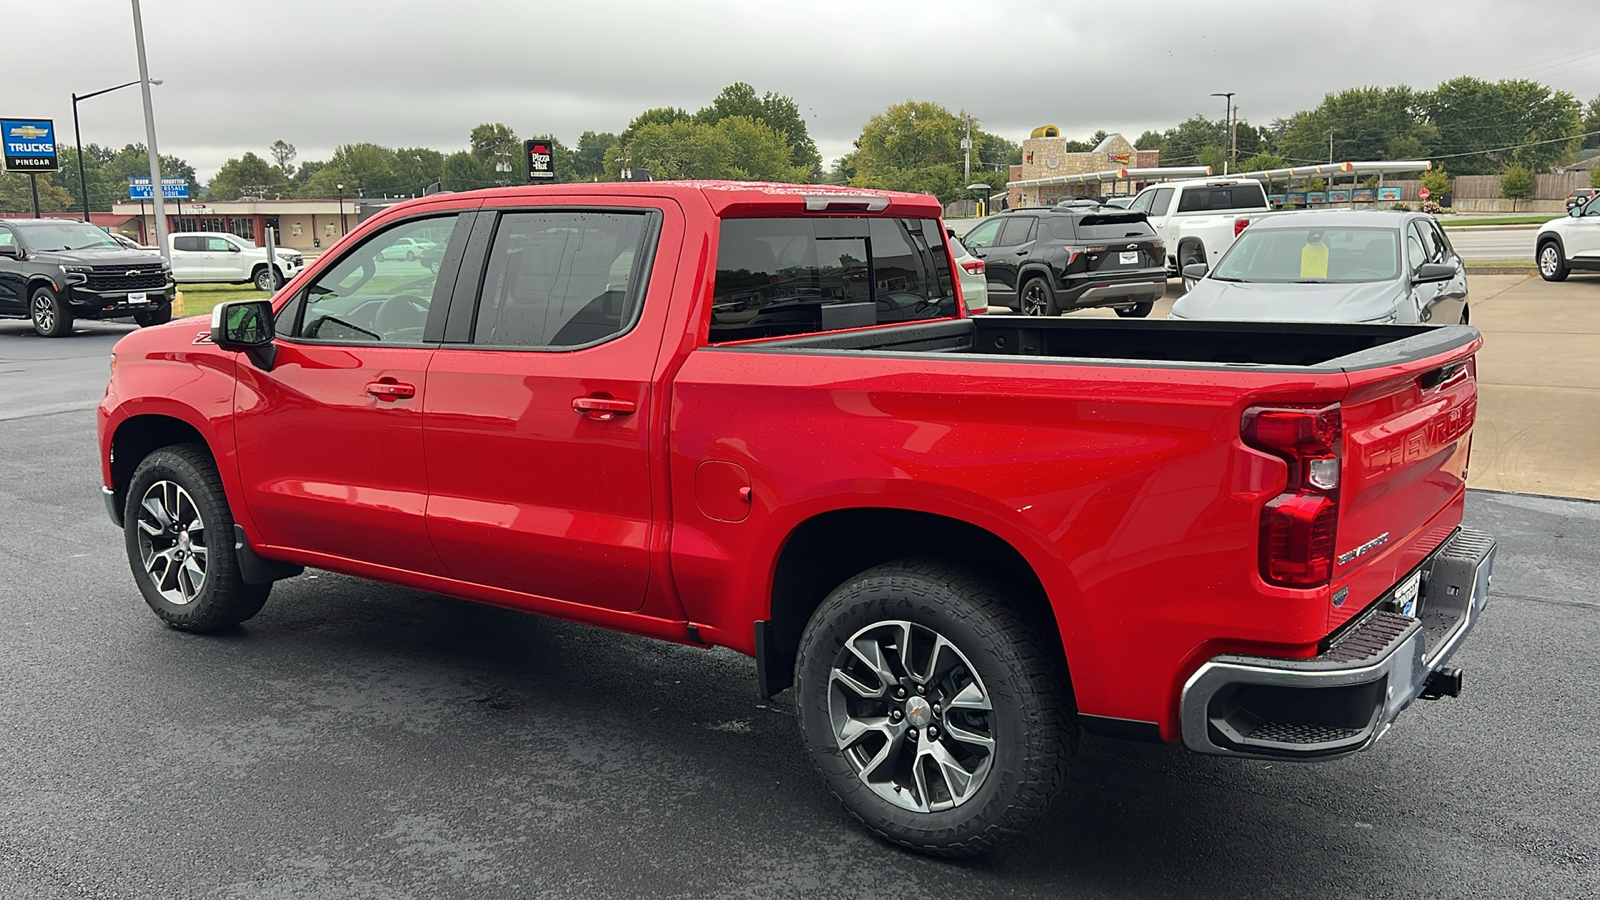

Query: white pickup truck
1124;177;1273;288
165;232;305;291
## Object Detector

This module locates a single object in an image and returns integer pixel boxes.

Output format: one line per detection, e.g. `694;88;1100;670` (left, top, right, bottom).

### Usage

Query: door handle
573;396;636;421
1015;249;1029;255
366;380;416;401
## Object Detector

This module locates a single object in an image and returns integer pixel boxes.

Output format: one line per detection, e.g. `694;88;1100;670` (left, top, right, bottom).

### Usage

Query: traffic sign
2;118;59;172
128;177;190;200
1419;187;1431;199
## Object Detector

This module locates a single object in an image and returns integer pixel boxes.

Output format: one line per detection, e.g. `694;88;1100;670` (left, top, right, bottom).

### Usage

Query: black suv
961;201;1167;317
0;218;174;337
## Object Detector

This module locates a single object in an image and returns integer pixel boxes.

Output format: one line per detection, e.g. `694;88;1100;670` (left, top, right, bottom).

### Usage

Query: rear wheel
253;266;280;292
1018;277;1059;317
30;286;72;337
124;444;270;632
1115;302;1154;318
1538;242;1569;282
794;560;1074;858
1460;303;1470;325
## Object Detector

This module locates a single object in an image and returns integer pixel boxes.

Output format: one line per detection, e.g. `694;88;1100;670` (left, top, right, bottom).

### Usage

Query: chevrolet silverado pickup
98;181;1495;858
1126;176;1275;288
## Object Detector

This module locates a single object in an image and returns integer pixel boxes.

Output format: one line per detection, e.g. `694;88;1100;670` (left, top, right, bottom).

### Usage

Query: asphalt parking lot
1;299;1597;898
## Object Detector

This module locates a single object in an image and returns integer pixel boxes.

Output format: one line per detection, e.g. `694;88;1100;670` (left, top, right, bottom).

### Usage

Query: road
945;217;1541;262
0;321;1596;898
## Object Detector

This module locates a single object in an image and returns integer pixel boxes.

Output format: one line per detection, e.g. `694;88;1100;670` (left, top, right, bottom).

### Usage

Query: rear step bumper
1180;527;1496;760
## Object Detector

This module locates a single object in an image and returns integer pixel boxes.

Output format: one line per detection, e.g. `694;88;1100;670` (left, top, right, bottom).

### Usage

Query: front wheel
794;560;1073;858
1538;242;1569;282
1115;302;1154;318
30;286;72;337
1018;278;1059;316
253;267;280;292
124;444;270;632
1179;244;1207;292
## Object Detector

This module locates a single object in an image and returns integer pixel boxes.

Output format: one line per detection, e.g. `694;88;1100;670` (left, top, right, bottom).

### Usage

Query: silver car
1170;210;1470;326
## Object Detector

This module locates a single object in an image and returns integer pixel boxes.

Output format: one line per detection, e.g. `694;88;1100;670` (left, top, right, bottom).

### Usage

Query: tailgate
1331;341;1479;629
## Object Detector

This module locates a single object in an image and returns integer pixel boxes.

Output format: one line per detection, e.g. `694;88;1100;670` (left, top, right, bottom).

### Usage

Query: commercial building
106;197;401;252
1007;129;1162;207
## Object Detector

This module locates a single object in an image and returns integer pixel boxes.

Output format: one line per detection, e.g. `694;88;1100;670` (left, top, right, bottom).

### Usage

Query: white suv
1535;204;1600;281
166;232;305;291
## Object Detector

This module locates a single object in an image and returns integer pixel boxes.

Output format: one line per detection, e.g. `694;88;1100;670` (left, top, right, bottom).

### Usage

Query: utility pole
1328;129;1335;164
1211;92;1235;174
130;0;168;261
962;114;972;183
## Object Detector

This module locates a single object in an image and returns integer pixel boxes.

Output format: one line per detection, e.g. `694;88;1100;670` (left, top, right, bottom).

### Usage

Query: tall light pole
1211;92;1235;174
130;0;168;259
336;181;347;234
73;78;161;224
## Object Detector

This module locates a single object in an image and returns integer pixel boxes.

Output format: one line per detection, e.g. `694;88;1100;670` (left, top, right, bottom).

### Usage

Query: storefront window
228;217;255;241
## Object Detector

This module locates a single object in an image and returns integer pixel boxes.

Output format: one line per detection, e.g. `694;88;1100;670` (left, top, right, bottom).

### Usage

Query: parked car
1124;177;1276;288
1564;187;1597;211
1171;210;1470;325
378;236;435;262
166;231;305;291
946;230;989;314
107;231;157;251
1535;202;1600;281
0;218;172;336
960;203;1166;317
99;181;1493;859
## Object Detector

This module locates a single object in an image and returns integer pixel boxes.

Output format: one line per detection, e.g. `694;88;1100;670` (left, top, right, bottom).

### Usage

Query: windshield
16;222;122;252
1211;226;1400;284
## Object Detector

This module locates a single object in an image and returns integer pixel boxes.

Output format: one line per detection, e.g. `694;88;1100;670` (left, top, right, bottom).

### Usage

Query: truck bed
756;315;1475;372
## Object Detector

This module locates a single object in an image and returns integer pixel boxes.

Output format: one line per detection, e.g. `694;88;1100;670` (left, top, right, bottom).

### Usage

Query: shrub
1390;203;1413;211
1421;200;1445;215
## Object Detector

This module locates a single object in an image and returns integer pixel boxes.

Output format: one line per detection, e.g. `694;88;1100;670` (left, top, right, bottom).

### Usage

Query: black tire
1115;302;1154;318
1017;277;1059;316
405;250;416;261
253;266;280;292
1179;243;1207;292
30;285;72;337
1538;241;1569;282
124;444;270;632
794;560;1074;858
134;305;172;327
1460;303;1470;326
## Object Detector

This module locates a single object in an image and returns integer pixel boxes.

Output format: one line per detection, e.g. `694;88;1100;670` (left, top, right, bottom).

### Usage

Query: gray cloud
14;0;1600;182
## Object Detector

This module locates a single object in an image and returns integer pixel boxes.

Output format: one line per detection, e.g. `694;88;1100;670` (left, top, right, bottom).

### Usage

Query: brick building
1008;131;1161;207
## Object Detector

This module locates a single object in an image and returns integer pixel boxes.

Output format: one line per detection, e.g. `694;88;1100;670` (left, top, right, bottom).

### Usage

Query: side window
1406;226;1428;272
204;236;235;252
297;214;467;344
0;228;14;250
962;218;1002;250
1427;222;1454;261
1581;199;1600;218
1149;188;1175;217
1414;221;1440;262
710;217;957;343
996;216;1035;246
173;236;203;252
471;210;653;349
1126;192;1154;215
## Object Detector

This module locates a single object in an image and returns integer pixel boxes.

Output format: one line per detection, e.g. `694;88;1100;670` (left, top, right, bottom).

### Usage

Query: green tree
851;101;965;179
1589;166;1600;189
1500;164;1534;210
608;116;808;183
573;130;618;179
328;142;403;196
1584;95;1600;150
392;147;446;195
1423;77;1582;174
469;122;519;163
88;144;200;204
208;152;289;200
1279;87;1434;165
0;172;75;214
694;82;821;176
974;130;1021;171
1134;130;1164;151
619;107;690;145
1421;168;1452;197
440;150;491;192
269;140;296;178
292;159;326;187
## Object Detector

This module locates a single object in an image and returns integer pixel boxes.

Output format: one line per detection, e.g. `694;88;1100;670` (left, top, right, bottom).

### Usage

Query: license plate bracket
1118;251;1139;266
1392;570;1422;618
127;292;148;305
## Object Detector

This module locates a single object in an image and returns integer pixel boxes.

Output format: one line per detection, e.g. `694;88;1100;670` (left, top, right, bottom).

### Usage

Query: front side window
296;214;466;344
471;211;653;349
1126;191;1155;215
710;217;956;343
0;228;15;251
1406;226;1428;272
962;218;1002;250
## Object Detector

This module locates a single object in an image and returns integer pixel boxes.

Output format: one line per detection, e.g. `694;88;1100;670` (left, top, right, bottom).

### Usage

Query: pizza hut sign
525;139;555;182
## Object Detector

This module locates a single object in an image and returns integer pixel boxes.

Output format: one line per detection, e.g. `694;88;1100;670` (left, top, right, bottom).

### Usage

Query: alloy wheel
1020;283;1048;316
135;480;209;606
32;295;55;333
1540;246;1560;278
827;620;996;813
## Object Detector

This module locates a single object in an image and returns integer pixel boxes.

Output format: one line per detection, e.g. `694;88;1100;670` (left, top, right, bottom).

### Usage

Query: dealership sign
2;118;59;172
128;176;190;200
525;138;555;182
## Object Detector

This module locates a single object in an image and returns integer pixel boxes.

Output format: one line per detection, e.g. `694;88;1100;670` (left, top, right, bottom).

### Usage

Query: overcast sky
14;0;1600;183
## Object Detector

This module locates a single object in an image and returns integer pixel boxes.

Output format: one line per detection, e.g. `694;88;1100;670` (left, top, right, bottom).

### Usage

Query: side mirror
1415;263;1457;284
227;243;242;252
1570;206;1584;218
0;244;20;258
211;299;277;369
1182;263;1209;280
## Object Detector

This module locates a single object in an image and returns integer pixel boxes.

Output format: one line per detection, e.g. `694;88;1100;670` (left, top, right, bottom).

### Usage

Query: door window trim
443;206;664;353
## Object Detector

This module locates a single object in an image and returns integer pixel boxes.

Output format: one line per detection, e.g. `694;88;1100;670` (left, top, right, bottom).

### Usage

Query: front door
422;202;677;612
985;215;1038;305
0;226;23;316
232;209;475;574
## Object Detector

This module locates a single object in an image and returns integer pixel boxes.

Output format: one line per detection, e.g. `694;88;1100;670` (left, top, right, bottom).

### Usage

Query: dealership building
102;197;400;252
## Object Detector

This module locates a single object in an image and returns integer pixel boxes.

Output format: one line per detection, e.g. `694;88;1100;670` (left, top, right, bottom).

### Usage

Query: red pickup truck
98;181;1495;857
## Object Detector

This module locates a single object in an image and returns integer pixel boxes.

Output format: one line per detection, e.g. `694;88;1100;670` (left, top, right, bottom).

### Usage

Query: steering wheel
372;294;429;338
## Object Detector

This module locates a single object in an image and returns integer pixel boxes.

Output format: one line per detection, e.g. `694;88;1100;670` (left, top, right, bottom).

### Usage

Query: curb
1464;266;1536;275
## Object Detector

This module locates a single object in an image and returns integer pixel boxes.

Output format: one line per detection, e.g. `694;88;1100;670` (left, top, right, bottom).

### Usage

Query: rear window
1176;184;1268;212
711;217;956;343
1072;214;1156;241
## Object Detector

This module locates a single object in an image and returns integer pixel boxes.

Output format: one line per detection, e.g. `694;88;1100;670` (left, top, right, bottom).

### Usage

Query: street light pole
336;181;347;235
130;0;168;260
1210;92;1235;174
72;78;161;224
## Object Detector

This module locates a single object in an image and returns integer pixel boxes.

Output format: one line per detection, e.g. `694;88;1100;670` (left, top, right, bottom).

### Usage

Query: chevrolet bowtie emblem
126;270;141;277
9;125;49;139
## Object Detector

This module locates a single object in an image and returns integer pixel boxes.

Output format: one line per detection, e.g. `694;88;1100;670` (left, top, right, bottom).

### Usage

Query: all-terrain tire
793;560;1074;858
124;443;270;632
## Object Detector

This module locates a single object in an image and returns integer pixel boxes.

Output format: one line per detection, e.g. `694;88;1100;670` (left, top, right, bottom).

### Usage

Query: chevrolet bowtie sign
2;118;59;172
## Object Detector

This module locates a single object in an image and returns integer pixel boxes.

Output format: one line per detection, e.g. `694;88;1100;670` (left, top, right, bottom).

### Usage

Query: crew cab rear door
420;197;681;613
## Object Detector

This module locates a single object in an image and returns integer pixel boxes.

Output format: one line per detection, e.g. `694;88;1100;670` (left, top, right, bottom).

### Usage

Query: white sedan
948;230;989;314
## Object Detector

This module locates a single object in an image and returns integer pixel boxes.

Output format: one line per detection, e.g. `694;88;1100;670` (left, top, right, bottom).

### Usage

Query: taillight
1063;244;1109;266
1234;218;1251;237
1242;404;1341;588
960;259;986;275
